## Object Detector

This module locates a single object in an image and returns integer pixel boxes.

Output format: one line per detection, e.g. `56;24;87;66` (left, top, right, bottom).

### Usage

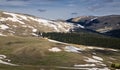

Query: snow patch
88;67;110;70
0;54;18;66
0;55;6;59
107;48;118;52
87;47;95;49
48;39;68;45
87;47;105;50
32;29;37;32
17;15;28;20
64;46;82;53
48;47;61;52
13;25;17;27
28;26;37;32
90;17;98;21
76;24;84;28
28;17;48;24
84;57;102;63
2;12;25;24
31;33;38;36
0;25;9;30
58;66;110;70
92;56;103;61
100;63;107;66
74;64;96;67
87;46;118;52
0;60;18;66
0;33;7;36
92;52;96;55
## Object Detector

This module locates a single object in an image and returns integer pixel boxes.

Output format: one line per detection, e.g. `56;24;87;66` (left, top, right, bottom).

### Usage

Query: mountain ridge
0;11;84;36
67;15;120;33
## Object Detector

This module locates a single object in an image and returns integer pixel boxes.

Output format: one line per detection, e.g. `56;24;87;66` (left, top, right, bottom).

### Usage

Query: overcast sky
0;0;120;20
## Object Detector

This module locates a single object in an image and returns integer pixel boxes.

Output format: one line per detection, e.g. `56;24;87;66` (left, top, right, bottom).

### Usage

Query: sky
0;0;120;20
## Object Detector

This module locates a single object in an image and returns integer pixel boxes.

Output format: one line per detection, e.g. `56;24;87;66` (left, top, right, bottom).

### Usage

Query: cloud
38;9;46;12
71;12;78;15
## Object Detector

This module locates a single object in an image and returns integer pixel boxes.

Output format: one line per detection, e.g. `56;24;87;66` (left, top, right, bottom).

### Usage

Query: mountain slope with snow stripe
0;11;83;36
67;15;120;33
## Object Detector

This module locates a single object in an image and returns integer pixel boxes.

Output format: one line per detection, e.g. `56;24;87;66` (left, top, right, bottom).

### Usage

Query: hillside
67;15;120;33
0;36;120;70
0;11;83;36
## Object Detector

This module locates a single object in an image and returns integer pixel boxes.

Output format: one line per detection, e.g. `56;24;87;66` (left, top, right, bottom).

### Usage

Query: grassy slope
0;36;85;70
0;36;120;70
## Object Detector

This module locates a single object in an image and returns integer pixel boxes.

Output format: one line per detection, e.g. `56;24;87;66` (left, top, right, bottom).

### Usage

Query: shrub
111;63;120;69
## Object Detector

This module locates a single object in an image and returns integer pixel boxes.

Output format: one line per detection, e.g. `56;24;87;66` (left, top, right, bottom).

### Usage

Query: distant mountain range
0;10;120;38
67;15;120;38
